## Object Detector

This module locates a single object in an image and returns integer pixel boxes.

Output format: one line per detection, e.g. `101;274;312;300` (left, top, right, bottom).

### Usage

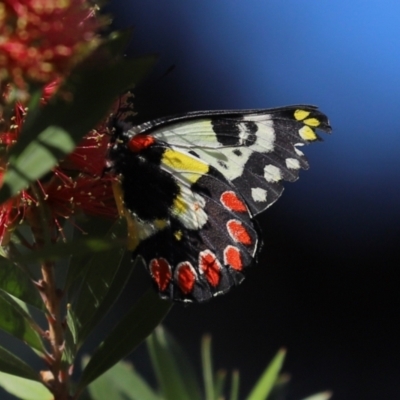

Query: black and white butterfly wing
135;105;331;215
110;105;331;302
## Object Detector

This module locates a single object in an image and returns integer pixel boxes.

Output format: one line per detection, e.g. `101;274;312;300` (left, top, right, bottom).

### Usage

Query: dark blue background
107;1;400;399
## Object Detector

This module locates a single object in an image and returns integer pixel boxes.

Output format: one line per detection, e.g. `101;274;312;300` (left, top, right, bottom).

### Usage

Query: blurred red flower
0;0;100;88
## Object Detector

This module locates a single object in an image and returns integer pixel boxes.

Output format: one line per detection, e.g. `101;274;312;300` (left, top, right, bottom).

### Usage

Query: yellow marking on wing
294;109;311;121
173;193;188;215
304;117;320;127
174;230;183;241
112;180;140;251
162;148;209;183
299;126;317;141
154;219;168;230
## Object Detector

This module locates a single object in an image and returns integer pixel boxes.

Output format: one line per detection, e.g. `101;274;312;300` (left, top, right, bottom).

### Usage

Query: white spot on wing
294;146;305;157
251;187;267;202
172;184;208;230
285;158;301;169
264;164;282;182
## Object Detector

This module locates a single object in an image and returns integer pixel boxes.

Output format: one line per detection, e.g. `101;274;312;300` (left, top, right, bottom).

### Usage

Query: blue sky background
104;1;400;399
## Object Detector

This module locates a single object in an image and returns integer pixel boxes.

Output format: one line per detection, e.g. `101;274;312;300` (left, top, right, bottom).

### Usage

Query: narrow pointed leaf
0;259;44;310
0;127;75;201
63;316;77;364
246;349;286;400
64;217;116;290
7;237;125;265
64;221;128;360
229;370;240;400
201;334;214;400
302;391;333;400
78;252;137;343
86;358;161;400
77;289;171;391
214;369;227;400
0;346;39;380
87;379;126;400
268;373;290;400
0;372;52;400
147;327;202;400
0;291;44;353
70;220;128;344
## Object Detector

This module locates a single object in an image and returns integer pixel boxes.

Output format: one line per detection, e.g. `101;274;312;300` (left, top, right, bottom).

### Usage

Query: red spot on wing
220;191;247;213
227;220;252;245
128;134;155;152
199;250;221;287
224;246;243;271
176;262;196;294
149;258;171;291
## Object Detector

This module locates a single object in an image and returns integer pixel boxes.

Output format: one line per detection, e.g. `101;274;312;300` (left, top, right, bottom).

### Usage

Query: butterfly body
108;106;331;302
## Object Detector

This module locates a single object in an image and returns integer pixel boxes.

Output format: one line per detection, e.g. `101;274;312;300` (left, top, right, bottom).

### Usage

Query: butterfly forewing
138;106;330;215
110;105;331;302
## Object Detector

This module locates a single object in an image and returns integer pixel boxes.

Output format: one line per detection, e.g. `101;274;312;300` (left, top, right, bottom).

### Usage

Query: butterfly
107;105;331;303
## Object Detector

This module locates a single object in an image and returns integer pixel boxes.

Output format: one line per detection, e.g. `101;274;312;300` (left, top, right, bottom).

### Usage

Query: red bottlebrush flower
0;172;36;244
63;129;111;177
0;0;101;89
44;170;118;220
0;80;125;244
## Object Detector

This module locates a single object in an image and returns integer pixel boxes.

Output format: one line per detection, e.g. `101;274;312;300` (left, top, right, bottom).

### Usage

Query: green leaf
63;316;77;365
214;369;227;399
245;348;286;400
69;219;129;345
64;220;127;361
201;334;214;400
229;370;240;400
5;237;125;266
86;358;161;400
0;291;44;353
147;326;202;400
301;391;333;400
64;217;116;290
1;127;75;201
0;259;44;310
87;377;126;400
78;252;137;344
77;289;171;391
0;33;156;203
0;372;52;400
0;346;39;380
267;373;290;400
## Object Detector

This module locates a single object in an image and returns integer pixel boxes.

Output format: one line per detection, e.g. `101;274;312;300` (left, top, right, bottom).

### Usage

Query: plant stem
26;196;70;400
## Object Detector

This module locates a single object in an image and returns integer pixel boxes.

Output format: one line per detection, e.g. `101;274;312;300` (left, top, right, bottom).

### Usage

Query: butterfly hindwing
109;105;331;302
114;146;257;302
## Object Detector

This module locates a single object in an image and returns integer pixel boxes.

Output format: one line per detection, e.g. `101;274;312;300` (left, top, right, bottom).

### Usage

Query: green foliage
86;359;161;400
147;327;202;400
0;28;172;400
0;373;52;400
77;290;171;392
85;329;332;400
